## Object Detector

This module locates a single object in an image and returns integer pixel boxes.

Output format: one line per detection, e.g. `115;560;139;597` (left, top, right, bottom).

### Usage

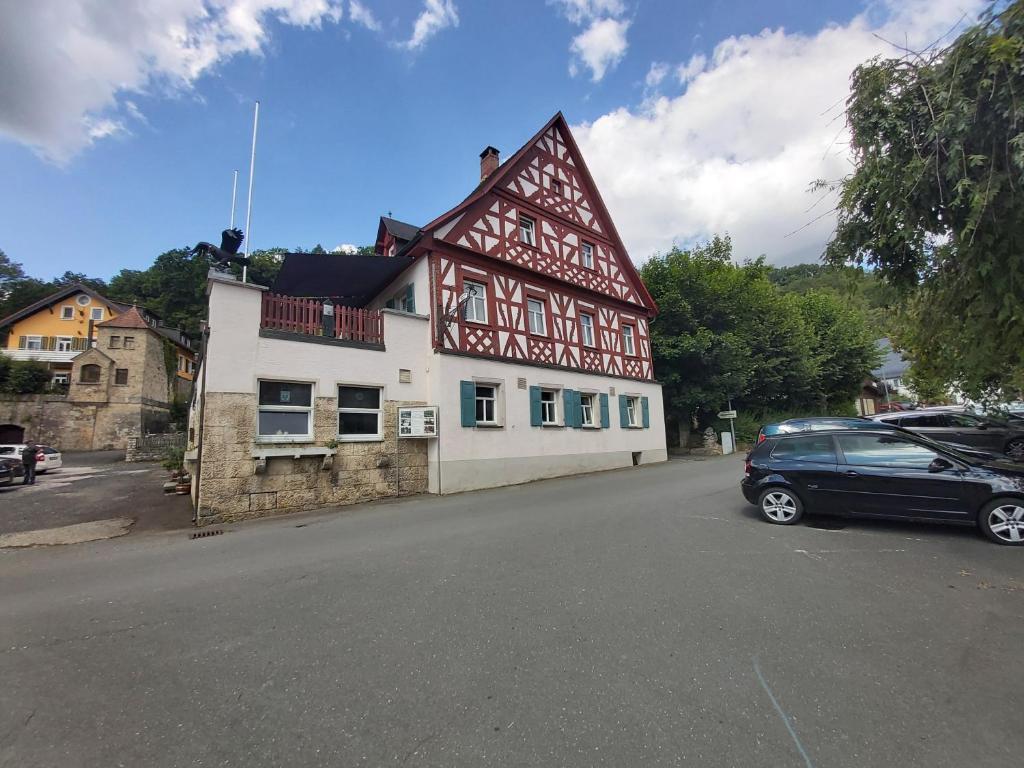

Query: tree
641;237;821;443
107;248;212;337
2;360;51;394
825;1;1024;398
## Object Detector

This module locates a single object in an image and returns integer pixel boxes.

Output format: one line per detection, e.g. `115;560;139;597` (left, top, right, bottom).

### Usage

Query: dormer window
519;215;536;247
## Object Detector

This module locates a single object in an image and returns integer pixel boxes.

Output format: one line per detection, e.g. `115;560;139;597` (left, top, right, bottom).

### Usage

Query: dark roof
381;217;419;243
272;252;414;306
0;283;129;328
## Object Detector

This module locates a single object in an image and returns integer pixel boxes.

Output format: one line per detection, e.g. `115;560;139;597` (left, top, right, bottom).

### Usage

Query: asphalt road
1;456;1022;767
0;451;192;535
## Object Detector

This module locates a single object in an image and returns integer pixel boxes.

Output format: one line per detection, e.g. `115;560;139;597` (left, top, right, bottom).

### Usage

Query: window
519;215;535;246
770;435;837;463
257;381;313;440
25;336;43;351
540;389;558;425
338;385;383;440
581;242;594;269
622;325;635;356
90;307;104;321
60;306;74;320
76;295;90;307
52;372;70;386
122;336;135;349
114;368;129;386
837;434;940;468
475;384;497;424
580;313;595;347
56;337;72;352
80;364;101;383
551;178;562;196
625;396;639;427
580;393;596;427
945;413;987;428
463;280;487;324
109;336;121;349
527;298;546;335
897;414;944;428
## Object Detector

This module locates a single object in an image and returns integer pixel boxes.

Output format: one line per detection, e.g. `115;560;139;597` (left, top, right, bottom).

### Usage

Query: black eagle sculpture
191;228;249;271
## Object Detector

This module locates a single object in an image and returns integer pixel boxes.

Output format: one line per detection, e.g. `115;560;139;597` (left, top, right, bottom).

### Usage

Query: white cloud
570;17;631;82
572;0;985;266
400;0;459;51
332;243;358;254
675;53;706;85
349;0;381;32
644;61;669;89
0;0;347;164
551;0;625;25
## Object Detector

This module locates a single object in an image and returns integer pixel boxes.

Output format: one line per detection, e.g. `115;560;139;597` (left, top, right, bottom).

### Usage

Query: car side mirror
929;457;954;472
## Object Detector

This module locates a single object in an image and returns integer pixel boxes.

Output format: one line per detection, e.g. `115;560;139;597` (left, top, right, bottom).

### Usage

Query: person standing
21;444;37;485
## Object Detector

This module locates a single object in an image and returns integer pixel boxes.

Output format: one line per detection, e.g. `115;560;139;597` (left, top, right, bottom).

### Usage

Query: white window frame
527;298;547;335
580;392;596;428
540;388;558;426
52;372;70;385
622;325;636;356
626;395;640;428
581;242;594;269
256;379;314;443
56;336;73;352
551;178;562;196
580;313;595;347
60;305;75;320
337;384;384;442
90;307;104;321
25;335;43;351
475;383;499;426
463;280;487;324
519;215;536;247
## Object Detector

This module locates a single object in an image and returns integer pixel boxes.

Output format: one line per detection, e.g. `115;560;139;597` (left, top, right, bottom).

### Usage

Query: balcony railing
260;294;383;345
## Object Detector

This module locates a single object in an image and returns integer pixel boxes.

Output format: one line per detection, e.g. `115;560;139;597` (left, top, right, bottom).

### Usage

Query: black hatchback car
741;428;1024;545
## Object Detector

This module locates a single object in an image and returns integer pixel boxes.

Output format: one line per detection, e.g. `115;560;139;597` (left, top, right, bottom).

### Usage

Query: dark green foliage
825;1;1024;397
641;236;880;433
2;360;51;394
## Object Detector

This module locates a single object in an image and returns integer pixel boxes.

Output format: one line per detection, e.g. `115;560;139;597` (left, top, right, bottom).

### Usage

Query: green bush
2;359;51;394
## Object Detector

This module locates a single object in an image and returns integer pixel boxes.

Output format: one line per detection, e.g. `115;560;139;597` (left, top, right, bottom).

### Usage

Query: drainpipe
192;322;210;524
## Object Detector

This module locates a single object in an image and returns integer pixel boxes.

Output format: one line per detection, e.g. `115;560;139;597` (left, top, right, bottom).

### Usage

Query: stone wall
126;432;185;462
0;394;168;451
193;392;428;525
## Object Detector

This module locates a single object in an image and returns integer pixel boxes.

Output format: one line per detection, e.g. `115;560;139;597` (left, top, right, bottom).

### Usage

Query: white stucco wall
204;275;432;400
429;353;666;494
367;257;431;316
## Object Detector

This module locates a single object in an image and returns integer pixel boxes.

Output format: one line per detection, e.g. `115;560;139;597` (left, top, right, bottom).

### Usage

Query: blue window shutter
641;396;650;428
460;381;476;427
529;386;542;426
405;284;415;313
618;394;628;428
573;390;582;427
563;389;576;428
599;393;610;429
385;298;395;309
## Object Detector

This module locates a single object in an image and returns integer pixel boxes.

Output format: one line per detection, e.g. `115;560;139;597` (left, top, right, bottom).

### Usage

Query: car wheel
979;498;1024;545
1005;439;1024;461
758;488;804;525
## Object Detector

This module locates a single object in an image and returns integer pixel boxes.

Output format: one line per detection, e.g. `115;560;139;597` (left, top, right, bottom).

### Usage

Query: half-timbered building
188;113;665;524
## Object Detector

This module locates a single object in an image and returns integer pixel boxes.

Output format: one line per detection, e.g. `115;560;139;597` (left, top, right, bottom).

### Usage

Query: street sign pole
728;398;736;453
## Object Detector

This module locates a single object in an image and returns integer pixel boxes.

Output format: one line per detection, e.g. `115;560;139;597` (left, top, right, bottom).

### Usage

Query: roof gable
0;283;128;328
426;113;656;313
97;305;150;330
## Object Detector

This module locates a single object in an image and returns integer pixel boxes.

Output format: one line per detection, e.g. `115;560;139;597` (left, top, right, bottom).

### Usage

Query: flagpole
242;100;260;283
229;169;238;229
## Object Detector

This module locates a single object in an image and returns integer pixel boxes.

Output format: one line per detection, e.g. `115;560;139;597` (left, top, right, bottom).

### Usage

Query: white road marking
753;656;815;768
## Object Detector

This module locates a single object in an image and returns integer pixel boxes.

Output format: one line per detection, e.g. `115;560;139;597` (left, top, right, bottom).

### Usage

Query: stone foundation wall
193;392;429;525
127;432;186;462
0;395;163;450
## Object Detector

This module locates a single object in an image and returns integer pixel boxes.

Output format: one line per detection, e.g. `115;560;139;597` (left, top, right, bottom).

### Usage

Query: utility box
721;431;735;455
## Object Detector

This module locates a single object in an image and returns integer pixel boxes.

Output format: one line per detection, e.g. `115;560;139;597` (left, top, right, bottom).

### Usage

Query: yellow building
0;283;196;388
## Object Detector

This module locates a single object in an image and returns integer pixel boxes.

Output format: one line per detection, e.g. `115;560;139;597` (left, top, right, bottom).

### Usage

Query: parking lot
0;451;193;537
1;455;1022;767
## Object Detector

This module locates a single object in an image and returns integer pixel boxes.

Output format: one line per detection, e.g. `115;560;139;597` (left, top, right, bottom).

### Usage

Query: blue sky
0;0;979;281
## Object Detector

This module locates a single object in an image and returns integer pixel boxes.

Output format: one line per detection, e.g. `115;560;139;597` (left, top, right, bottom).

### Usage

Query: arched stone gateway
0;424;25;443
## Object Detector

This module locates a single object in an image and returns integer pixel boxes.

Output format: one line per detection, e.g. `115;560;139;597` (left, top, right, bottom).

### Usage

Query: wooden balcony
260;294;383;345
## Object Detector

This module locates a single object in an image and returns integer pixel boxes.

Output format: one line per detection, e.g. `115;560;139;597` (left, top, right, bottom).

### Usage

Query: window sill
474;423;503;429
254;437;315;446
337;435;384;442
541;423;564;429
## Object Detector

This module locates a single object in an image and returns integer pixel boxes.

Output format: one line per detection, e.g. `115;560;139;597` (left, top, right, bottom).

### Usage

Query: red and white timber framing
422;115;656;382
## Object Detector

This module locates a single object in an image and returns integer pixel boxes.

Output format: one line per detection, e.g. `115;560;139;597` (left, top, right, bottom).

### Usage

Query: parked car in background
741;428;1024;545
0;444;63;473
869;411;1024;460
0;457;23;487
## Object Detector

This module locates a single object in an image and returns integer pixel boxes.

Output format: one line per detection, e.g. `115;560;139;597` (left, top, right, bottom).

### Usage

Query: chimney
479;146;500;181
